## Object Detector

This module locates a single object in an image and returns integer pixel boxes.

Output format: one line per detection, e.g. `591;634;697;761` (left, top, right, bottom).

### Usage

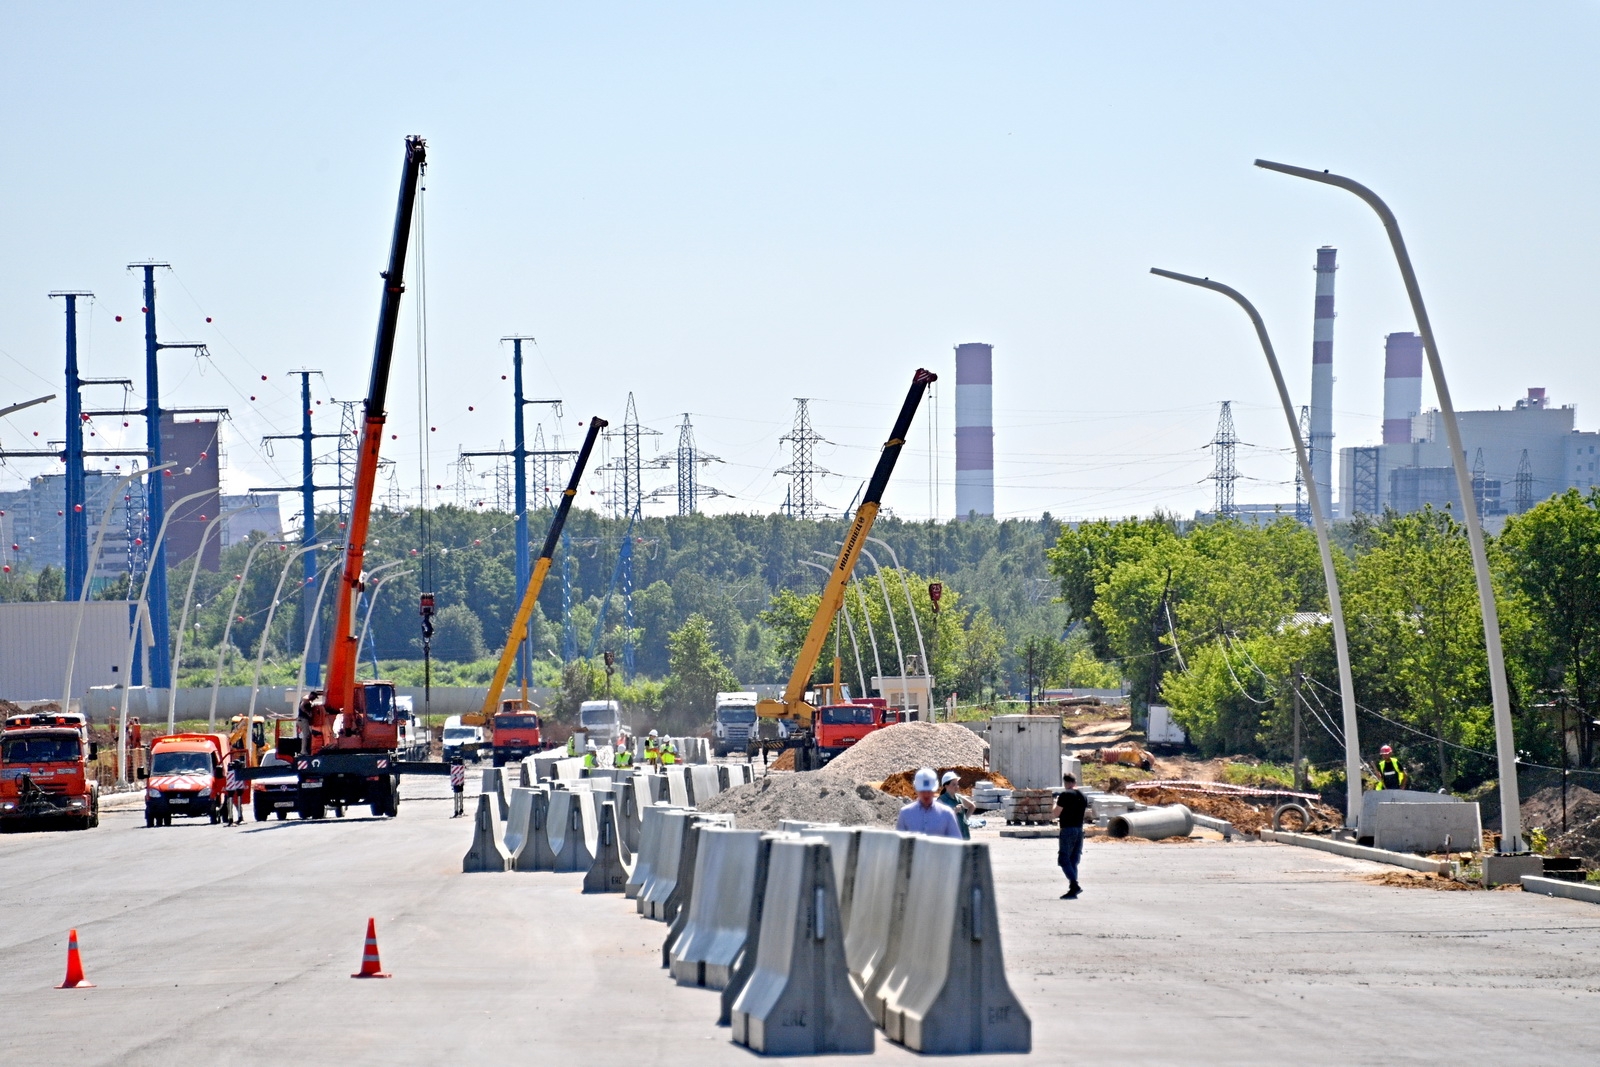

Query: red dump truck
0;708;100;830
490;699;544;767
142;733;231;827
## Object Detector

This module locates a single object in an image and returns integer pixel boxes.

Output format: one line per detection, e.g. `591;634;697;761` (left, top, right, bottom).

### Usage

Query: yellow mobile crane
755;368;936;770
468;416;606;766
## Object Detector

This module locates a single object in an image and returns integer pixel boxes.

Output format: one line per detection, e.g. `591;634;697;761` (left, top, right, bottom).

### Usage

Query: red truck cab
0;710;99;830
815;702;888;762
490;700;543;767
143;733;230;827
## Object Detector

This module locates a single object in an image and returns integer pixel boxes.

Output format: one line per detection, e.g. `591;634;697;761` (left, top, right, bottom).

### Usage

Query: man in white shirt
895;767;963;838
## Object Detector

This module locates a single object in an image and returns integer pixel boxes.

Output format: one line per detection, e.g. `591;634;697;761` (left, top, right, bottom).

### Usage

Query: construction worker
566;732;578;757
614;741;633;769
645;730;660;767
583;742;598;769
895;768;963;838
450;759;465;817
937;770;975;840
1375;745;1408;790
661;738;679;766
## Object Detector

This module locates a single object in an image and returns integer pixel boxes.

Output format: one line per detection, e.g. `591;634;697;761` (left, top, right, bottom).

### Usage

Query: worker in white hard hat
1374;744;1407;790
937;770;976;840
895;767;963;838
583;741;598;769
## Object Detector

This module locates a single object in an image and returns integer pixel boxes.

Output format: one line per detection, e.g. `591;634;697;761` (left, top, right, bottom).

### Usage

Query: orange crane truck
239;135;450;816
0;708;100;831
754;368;936;770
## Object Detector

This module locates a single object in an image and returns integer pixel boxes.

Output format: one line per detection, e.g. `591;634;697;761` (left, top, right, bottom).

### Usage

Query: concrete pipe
1107;804;1193;841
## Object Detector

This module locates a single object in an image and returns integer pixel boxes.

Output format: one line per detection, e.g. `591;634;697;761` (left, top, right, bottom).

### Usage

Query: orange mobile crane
754;368;936;770
242;135;445;817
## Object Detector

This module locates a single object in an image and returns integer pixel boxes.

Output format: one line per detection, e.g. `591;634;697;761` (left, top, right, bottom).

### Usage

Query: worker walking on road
1051;772;1090;899
896;768;963;838
937;770;975;840
450;759;465;817
1375;745;1407;790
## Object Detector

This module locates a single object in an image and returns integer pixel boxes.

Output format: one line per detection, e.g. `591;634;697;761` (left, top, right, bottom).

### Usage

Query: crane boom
756;368;936;756
320;134;426;740
474;416;607;722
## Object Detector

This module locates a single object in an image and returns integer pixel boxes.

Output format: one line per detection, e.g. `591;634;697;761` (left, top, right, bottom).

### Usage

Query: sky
2;3;1597;527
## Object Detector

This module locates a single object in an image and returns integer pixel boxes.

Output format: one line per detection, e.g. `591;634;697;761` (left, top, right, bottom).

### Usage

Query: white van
577;700;622;746
441;714;485;762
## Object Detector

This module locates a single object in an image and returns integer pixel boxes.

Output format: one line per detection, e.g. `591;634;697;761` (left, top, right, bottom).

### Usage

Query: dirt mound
879;766;1013;799
1123;784;1342;834
1521;785;1600;832
696;770;906;830
1364;871;1479;891
824;722;988;784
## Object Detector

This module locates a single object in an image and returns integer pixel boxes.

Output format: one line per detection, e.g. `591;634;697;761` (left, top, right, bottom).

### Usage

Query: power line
777;397;829;519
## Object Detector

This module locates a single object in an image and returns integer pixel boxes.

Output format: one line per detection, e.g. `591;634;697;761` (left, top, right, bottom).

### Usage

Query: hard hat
1379;744;1393;755
587;741;596;750
940;770;960;786
913;768;939;792
649;729;658;737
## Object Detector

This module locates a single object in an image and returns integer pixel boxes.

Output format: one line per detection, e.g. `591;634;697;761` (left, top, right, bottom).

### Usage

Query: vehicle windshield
495;715;540;729
150;751;213;776
717;708;756;723
2;736;79;764
819;705;876;726
443;728;474;741
580;708;618;727
362;684;393;723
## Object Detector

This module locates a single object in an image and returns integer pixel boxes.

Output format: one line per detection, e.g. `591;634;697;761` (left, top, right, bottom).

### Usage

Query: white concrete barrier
687;764;722;805
503;787;535;858
546;789;595;874
634;771;665;805
511;788;556;872
729;838;875;1055
531;753;565;782
719;763;752;790
665;767;692;808
669;827;764;988
874;838;1031;1053
480;767;508;820
461;793;509;873
844;829;915;1019
616;780;642;854
555;758;586;782
625;804;687;900
640;809;699;920
583;800;631;893
807;827;862;924
1372;801;1482;854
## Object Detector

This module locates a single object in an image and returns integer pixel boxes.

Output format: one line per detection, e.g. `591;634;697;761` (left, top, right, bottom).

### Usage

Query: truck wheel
254;797;270;822
276;810;287;820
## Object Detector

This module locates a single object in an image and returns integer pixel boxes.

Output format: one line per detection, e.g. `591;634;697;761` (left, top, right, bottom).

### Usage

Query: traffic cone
351;918;390;978
57;929;94;988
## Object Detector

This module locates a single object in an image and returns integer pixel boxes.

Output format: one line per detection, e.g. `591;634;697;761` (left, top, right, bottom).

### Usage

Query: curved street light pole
294;558;345;698
859;546;911;715
209;538;288;730
168;500;257;731
866;536;932;700
61;462;177;713
819;551;888;700
115;486;215;784
244;544;320;761
801;558;866;696
355;560;410;680
1151;268;1362;828
1256;159;1523;852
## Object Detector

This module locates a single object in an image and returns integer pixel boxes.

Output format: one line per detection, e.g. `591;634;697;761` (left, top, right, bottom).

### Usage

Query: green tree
431;603;487;663
660;613;738;733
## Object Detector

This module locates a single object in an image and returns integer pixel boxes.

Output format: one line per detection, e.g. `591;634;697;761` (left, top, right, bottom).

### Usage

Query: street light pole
802;558;867;696
245;544;320;759
168;501;256;731
355;560;410;679
209;538;288;730
867;536;932;705
295;559;344;698
1256;159;1524;852
1151;267;1362;827
859;547;911;715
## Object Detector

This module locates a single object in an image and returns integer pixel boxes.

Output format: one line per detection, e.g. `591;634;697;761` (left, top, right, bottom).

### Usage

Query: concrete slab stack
728;838;875;1055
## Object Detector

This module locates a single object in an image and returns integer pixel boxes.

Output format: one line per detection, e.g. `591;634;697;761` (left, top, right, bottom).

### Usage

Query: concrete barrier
1359;788;1461;836
1521;874;1600;904
640;809;700;920
875;838;1030;1053
635;771;665;805
660;815;732;932
729;838;875;1055
531;753;565;783
719;763;752;790
546;789;596;874
844;829;915;1019
616;780;642;853
517;760;533;787
511;788;556;872
461;793;510;873
807;827;862;923
669;827;764;987
503;787;535;858
665;766;692;808
1372;800;1482;854
1257;829;1453;874
555;758;586;782
625;804;687;899
480;768;508;820
583;800;631;893
687;764;722;805
778;820;838;832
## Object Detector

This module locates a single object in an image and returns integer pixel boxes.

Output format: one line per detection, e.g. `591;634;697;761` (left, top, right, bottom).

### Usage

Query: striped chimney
954;342;994;519
1309;247;1336;511
1383;332;1424;444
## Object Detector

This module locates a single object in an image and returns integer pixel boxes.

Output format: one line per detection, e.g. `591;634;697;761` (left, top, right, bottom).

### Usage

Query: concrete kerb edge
1520;875;1600;904
1258;828;1451;874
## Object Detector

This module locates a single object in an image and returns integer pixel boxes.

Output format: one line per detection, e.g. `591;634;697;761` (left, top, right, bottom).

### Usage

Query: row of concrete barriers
463;755;1030;1055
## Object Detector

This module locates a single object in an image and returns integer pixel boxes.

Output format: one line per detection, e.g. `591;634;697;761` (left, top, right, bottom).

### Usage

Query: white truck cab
577;700;622;746
712;691;759;757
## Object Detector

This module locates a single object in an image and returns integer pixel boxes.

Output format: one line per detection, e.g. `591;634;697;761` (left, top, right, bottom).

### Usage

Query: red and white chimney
1383;332;1424;444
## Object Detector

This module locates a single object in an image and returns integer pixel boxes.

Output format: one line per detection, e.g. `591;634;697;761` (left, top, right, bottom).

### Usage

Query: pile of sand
696;770;906;830
825;722;989;784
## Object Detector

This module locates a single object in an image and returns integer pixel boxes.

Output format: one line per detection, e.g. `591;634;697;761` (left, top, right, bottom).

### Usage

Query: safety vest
1376;757;1405;790
615;750;632;768
567;736;577;756
644;742;658;759
661;747;677;766
583;752;596;768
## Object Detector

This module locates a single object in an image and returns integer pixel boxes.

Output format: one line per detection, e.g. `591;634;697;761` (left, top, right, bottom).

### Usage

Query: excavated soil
1363;871;1481;891
1122;784;1342;834
878;766;1013;798
696;770;906;830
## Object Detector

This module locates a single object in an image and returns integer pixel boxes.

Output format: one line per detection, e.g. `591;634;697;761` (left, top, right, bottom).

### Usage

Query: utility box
988;715;1060;790
1146;705;1187;745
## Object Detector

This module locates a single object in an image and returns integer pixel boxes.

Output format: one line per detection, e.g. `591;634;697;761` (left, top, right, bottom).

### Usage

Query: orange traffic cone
351;917;390;978
57;929;94;989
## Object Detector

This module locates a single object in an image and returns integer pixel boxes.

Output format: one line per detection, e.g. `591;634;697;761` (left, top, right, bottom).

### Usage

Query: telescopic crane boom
473;416;607;724
755;368;936;769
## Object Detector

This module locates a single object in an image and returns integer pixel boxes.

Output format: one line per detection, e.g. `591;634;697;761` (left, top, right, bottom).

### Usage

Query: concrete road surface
3;777;1600;1065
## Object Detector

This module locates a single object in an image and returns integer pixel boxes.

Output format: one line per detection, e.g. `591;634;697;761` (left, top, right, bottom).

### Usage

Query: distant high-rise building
954;342;994;519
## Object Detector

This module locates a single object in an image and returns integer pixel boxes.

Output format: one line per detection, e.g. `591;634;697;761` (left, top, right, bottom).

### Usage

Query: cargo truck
142;732;231;827
0;708;99;831
490;700;543;766
712;691;758;757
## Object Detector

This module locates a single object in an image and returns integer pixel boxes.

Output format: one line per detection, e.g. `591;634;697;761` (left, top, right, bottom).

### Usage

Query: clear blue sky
2;3;1596;523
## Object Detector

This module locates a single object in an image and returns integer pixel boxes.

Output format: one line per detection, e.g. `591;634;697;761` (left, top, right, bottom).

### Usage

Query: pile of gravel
825;721;989;784
697;770;906;830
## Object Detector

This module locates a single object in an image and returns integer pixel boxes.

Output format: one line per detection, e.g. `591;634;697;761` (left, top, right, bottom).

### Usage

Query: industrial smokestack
1309;247;1336;512
1383;332;1424;444
954;342;994;519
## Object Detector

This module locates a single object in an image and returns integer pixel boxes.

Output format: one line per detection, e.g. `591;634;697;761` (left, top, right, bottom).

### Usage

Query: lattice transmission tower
777;398;829;519
1294;404;1311;525
1514;448;1534;514
1209;400;1239;520
602;393;660;518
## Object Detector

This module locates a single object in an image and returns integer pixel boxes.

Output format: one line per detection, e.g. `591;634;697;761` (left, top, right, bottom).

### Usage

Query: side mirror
136;767;148;779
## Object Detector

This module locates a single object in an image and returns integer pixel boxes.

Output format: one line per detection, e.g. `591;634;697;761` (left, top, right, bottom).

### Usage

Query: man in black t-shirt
1051;773;1090;900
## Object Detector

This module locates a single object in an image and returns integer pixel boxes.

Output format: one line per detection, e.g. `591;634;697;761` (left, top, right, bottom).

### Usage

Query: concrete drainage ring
1271;802;1312;832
